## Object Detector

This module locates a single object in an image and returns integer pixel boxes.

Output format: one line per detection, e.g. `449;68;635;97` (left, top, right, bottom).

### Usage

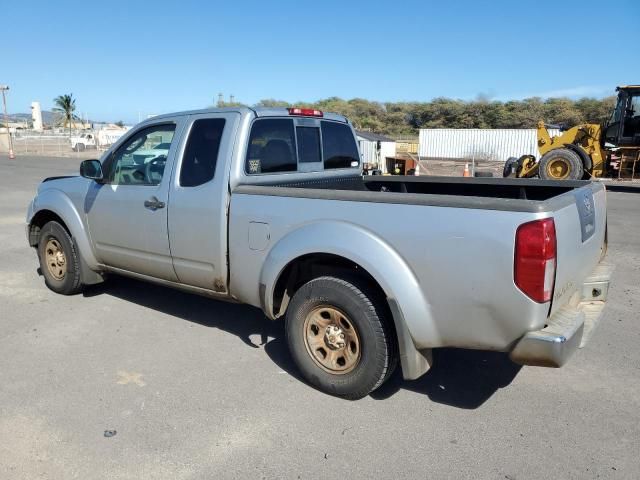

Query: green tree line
218;96;616;137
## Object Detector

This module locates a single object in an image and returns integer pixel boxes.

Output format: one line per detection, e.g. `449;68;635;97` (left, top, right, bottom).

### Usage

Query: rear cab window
245;117;359;175
246;119;296;174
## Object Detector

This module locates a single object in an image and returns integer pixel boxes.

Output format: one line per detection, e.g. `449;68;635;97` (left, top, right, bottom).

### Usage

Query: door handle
144;196;165;210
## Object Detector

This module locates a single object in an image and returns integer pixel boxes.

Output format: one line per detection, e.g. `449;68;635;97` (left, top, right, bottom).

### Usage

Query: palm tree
52;94;79;137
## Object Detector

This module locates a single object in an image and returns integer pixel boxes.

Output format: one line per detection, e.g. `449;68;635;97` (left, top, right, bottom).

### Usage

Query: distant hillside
9;111;58;124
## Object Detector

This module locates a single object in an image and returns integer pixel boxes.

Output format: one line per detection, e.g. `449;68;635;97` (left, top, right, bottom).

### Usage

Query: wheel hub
44;238;67;280
324;324;346;350
55;251;65;266
303;306;361;374
547;158;570;179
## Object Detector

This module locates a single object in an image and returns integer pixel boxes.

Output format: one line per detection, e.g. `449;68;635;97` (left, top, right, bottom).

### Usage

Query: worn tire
37;221;84;295
539;148;584;180
285;276;397;400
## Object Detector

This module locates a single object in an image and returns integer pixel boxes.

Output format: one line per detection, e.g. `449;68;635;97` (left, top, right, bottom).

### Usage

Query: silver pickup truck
26;107;614;399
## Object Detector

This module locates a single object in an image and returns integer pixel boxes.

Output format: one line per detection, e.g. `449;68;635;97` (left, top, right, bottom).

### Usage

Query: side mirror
80;159;104;181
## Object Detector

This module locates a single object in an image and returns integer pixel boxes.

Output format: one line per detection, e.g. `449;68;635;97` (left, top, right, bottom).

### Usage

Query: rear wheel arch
271;253;388;319
258;221;436;378
270;252;432;381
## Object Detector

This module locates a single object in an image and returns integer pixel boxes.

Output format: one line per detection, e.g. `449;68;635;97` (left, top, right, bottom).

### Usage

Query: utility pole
0;85;15;159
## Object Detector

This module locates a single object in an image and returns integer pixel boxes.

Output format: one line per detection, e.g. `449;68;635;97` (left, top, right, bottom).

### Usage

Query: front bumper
509;262;614;367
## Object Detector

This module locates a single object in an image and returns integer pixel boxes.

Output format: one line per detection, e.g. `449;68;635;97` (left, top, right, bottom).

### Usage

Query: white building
31;101;43;131
356;130;397;174
418;128;561;162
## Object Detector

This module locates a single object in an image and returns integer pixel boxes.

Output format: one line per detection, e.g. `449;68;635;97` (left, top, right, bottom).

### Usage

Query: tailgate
549;183;607;315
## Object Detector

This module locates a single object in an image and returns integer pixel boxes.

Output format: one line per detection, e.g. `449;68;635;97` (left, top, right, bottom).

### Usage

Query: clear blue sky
5;0;639;123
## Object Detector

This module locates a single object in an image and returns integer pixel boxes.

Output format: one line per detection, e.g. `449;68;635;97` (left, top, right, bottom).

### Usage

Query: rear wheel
37;221;84;295
285;276;397;400
539;148;584;180
503;157;518;177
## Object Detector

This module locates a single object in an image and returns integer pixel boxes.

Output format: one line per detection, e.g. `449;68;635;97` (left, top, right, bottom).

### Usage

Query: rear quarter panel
228;192;552;351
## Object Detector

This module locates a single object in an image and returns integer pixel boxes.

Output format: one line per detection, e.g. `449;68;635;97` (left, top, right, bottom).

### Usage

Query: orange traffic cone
8;148;15;159
462;163;470;177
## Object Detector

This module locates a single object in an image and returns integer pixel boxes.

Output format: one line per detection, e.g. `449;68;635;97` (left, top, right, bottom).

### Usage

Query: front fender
29;188;99;270
260;221;440;352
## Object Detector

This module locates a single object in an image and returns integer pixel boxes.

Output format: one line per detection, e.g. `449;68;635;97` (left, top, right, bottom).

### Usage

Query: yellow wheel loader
504;85;640;180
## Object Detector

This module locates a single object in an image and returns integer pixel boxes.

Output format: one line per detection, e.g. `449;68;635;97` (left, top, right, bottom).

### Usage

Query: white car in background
69;133;96;152
70;129;129;152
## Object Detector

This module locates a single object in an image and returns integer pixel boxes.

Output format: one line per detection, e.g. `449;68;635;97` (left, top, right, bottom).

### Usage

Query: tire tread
286;275;397;400
38;221;84;295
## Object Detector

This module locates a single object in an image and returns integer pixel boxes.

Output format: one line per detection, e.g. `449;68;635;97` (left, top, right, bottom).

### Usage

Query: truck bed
235;175;599;213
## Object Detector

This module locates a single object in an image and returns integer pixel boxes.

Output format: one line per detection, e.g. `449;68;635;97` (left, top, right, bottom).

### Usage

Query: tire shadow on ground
369;348;522;408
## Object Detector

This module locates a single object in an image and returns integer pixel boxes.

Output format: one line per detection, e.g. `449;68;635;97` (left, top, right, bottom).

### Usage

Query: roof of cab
137;106;349;125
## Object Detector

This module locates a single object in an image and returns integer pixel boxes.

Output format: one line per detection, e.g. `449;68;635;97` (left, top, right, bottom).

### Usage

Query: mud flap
387;298;433;380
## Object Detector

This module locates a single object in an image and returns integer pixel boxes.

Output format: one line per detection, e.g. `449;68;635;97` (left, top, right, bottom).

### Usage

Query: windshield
609;95;625;125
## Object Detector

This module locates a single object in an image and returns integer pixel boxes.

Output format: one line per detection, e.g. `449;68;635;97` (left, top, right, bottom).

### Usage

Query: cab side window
180;118;226;187
245;119;296;174
103;124;176;185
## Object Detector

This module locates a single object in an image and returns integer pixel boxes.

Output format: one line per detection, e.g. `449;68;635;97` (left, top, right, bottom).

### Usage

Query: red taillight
514;218;556;303
288;107;323;117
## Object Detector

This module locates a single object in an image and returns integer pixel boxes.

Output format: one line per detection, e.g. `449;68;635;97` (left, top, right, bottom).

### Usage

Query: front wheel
285;276;397;400
37;221;84;295
539;148;584;180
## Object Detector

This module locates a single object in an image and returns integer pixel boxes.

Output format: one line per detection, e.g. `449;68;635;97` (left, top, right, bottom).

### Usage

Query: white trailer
418;128;561;162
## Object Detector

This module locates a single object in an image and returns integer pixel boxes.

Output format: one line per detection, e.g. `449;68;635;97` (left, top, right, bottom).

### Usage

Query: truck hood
37;175;88;195
42;175;77;183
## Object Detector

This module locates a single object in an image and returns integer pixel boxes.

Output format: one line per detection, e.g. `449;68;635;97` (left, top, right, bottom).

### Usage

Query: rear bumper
509;262;614;367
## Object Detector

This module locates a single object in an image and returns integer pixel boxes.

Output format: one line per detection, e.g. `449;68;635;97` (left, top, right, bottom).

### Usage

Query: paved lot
1;155;639;479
